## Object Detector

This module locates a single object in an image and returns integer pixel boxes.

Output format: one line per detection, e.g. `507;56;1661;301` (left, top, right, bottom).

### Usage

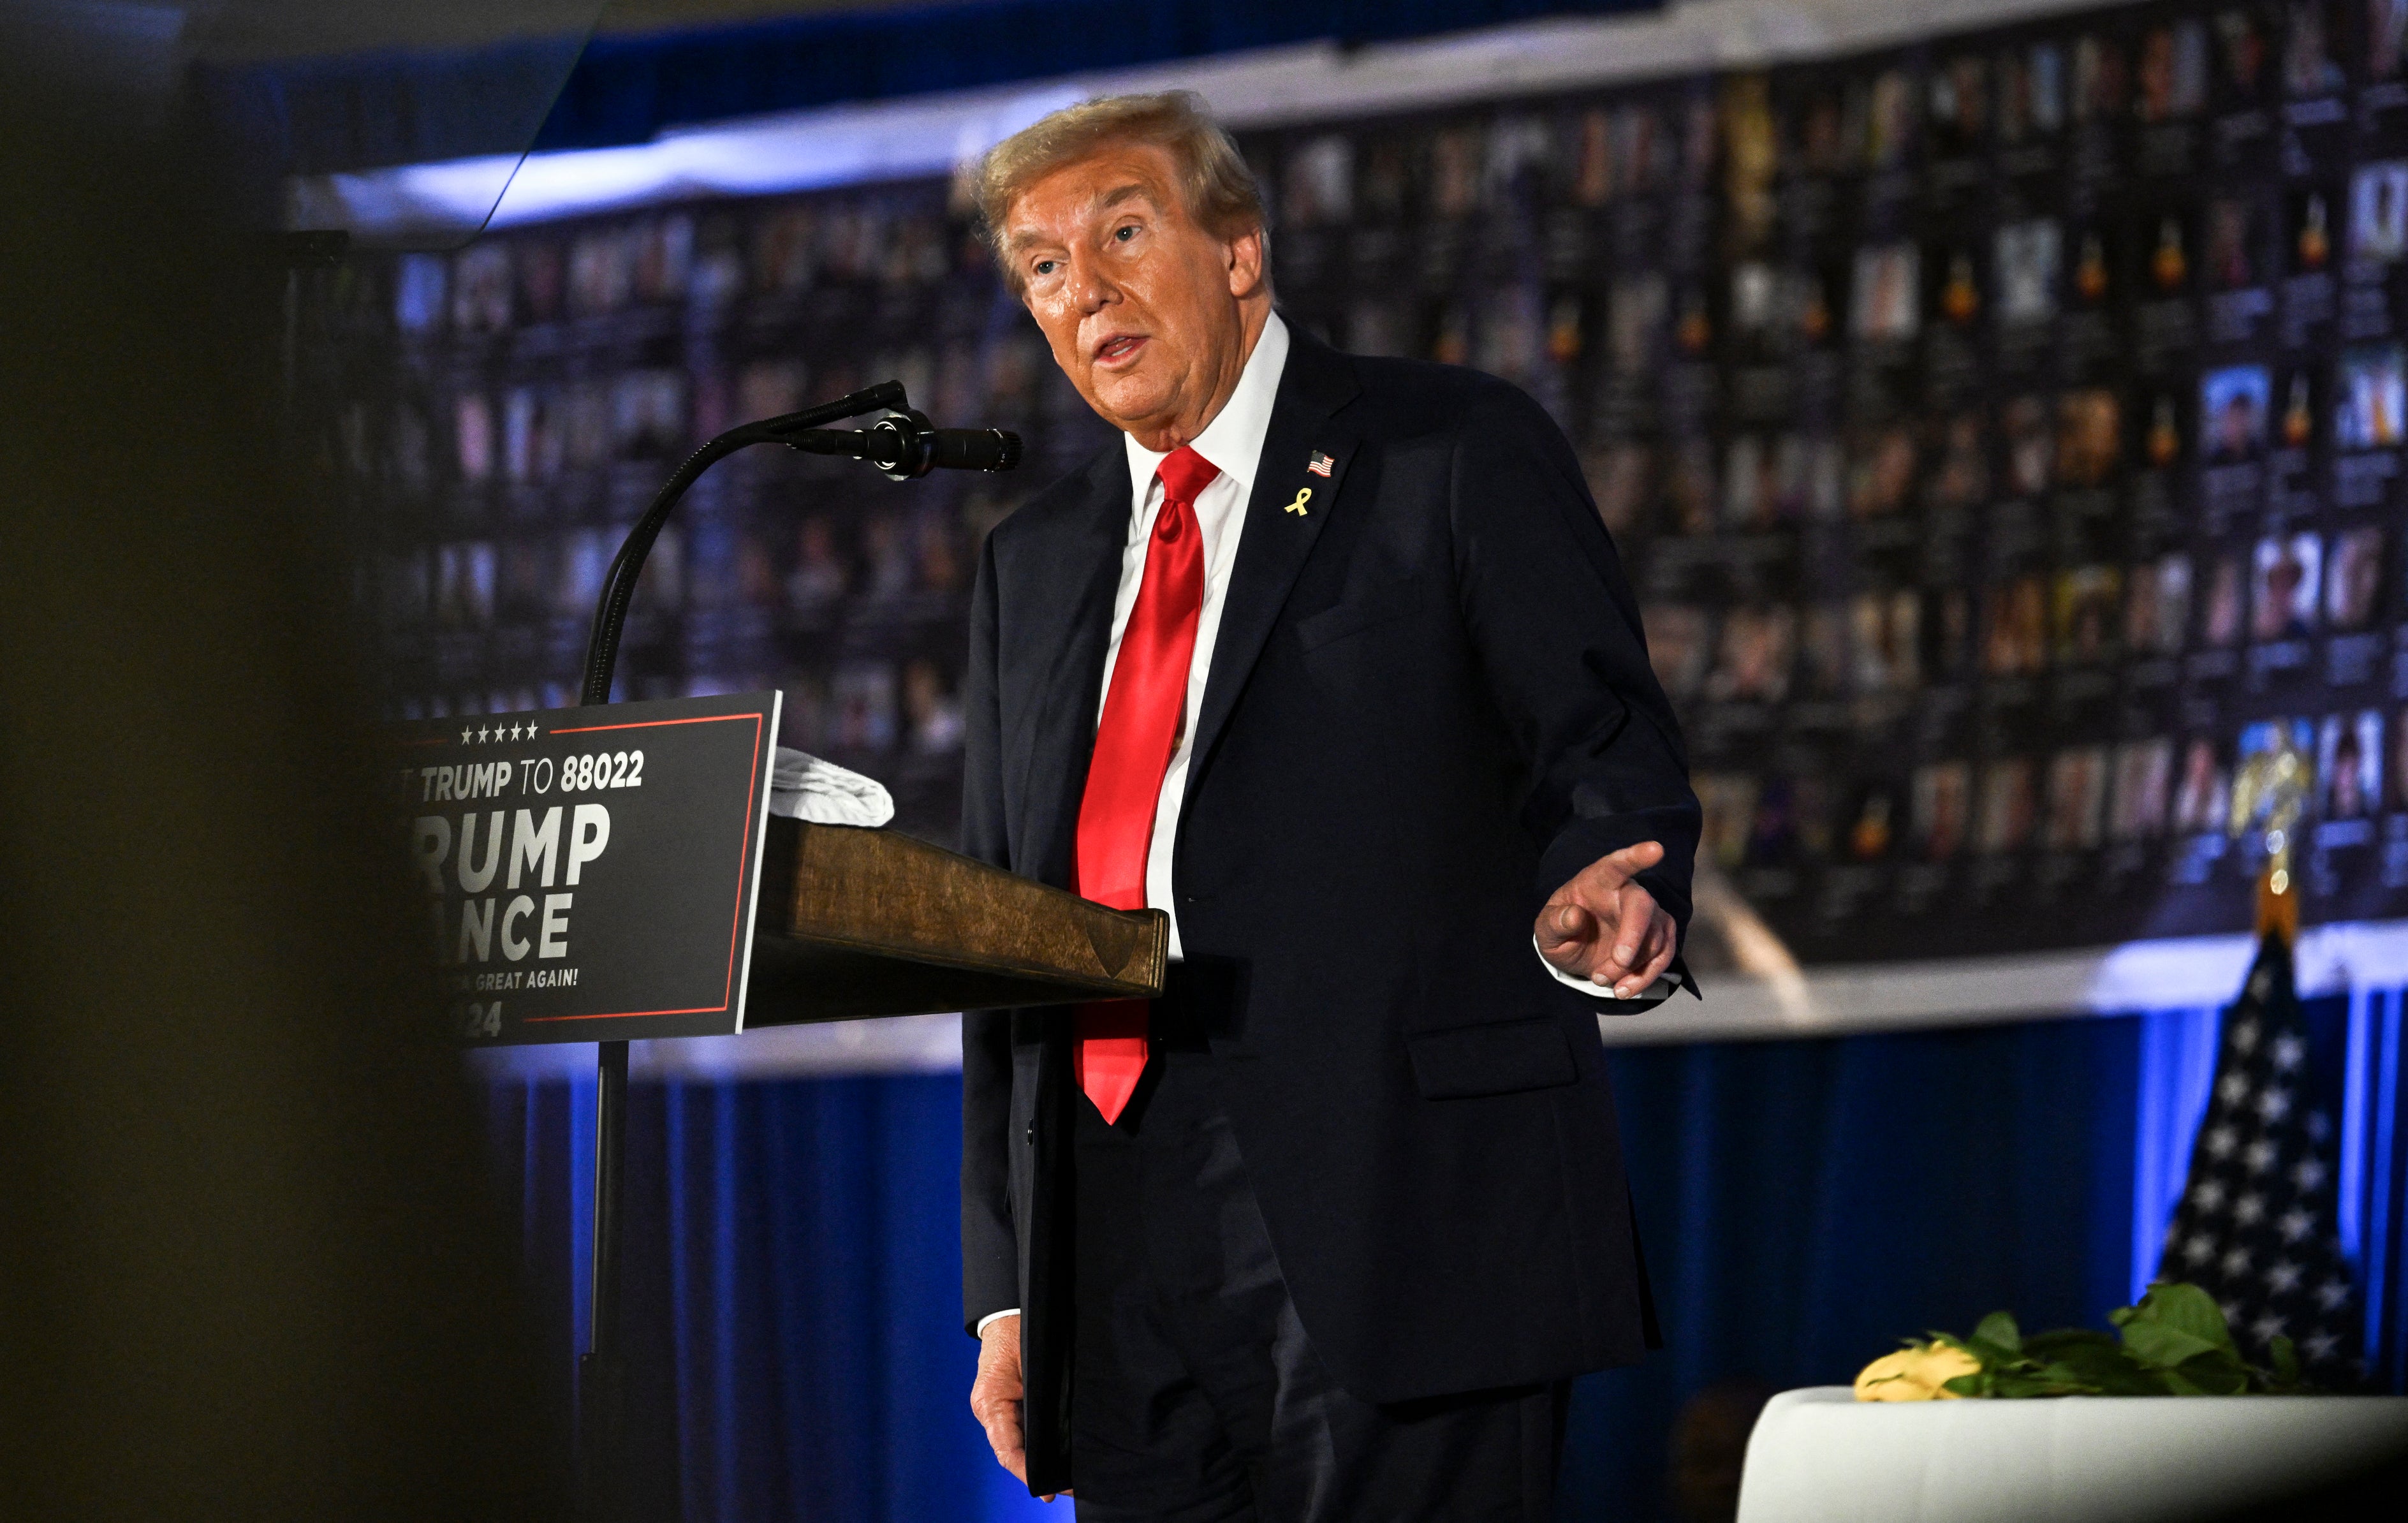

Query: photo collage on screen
304;0;2408;954
309;186;1115;838
1245;0;2408;957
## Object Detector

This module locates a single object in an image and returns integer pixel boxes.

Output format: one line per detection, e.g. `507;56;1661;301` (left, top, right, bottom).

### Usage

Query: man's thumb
1539;902;1594;949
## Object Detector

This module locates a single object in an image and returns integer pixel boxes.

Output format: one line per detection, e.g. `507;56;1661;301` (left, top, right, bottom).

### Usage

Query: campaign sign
393;692;781;1046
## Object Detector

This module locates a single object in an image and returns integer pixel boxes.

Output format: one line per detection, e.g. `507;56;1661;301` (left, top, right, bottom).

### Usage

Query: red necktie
1073;445;1221;1122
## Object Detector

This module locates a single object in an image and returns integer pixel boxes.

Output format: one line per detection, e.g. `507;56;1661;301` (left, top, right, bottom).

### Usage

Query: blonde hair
973;91;1268;291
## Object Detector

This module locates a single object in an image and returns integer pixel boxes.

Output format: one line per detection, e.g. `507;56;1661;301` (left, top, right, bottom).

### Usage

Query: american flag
2157;935;2364;1385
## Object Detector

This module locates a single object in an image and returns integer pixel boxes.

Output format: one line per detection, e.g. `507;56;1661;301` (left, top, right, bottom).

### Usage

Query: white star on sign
2317;1278;2351;1310
2305;1332;2340;1360
460;726;473;743
2206;1125;2240;1158
2184;1235;2217;1264
2219;1073;2252;1105
2233;1019;2261;1052
2251;1313;2287;1344
2292;1159;2327;1191
2222;1247;2252;1276
2234;1193;2266;1225
2266;1260;2303;1292
2246;1139;2279;1174
2272;1034;2304;1071
2258;1087;2293;1122
2192;1180;2227;1210
2279;1207;2314;1242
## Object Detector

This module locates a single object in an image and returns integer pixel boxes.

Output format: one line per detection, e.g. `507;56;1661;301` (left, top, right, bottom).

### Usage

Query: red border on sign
522;710;765;1024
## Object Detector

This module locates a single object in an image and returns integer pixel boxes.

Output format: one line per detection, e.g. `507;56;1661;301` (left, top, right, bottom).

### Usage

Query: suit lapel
1186;329;1362;783
1012;448;1128;889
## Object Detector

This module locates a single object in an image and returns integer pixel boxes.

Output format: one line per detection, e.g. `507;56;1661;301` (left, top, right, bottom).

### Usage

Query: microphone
584;379;985;705
927;427;1024;473
785;410;1024;480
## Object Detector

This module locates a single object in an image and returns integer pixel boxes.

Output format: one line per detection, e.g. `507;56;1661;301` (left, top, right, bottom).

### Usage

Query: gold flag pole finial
2228;736;2312;945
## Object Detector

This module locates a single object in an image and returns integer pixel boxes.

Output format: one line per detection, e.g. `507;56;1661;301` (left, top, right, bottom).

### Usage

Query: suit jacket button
1025;1119;1035;1144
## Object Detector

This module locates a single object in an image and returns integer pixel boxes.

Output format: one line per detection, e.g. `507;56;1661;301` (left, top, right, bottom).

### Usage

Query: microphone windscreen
929;429;1022;472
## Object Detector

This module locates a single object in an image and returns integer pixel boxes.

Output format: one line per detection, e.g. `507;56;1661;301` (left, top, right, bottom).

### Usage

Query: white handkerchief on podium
768;747;894;827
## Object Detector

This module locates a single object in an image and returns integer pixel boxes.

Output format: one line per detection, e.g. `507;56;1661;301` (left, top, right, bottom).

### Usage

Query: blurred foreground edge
0;17;569;1520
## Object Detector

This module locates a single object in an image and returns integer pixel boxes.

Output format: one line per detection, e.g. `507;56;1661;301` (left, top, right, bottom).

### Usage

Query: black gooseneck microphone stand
573;381;1018;1520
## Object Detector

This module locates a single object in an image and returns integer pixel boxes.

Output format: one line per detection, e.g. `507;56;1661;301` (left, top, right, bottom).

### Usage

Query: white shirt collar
1122;310;1291;508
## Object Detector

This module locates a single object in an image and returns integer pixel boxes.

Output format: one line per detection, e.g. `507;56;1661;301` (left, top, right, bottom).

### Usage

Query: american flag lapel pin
1306;450;1335;477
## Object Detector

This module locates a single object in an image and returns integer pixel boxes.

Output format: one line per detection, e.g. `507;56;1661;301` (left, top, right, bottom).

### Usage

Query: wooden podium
746;814;1167;1022
552;379;1085;1519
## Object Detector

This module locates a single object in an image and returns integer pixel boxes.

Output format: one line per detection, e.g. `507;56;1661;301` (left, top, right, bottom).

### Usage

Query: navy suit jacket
958;326;1700;1490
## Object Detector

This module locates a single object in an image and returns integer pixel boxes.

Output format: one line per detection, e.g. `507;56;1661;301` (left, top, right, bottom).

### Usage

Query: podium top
746;816;1168;1026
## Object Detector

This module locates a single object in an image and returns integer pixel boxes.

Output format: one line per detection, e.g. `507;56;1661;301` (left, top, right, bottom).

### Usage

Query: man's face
1002;144;1264;447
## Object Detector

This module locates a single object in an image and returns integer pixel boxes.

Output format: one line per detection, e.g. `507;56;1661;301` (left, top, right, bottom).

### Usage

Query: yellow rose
1853;1341;1981;1401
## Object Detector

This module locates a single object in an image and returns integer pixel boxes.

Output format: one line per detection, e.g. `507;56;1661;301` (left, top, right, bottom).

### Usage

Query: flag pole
2233;737;2309;949
2256;853;2297;948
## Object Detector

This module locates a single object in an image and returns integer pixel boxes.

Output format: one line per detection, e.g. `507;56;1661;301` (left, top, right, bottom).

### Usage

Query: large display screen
304;0;2408;965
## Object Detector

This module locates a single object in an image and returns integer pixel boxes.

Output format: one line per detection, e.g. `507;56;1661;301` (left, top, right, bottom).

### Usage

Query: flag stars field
2157;941;2364;1385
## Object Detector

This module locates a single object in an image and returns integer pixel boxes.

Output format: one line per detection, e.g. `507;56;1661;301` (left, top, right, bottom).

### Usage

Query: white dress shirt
1098;312;1289;961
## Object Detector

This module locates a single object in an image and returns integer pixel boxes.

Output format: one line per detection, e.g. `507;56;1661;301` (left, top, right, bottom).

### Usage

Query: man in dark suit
960;92;1699;1521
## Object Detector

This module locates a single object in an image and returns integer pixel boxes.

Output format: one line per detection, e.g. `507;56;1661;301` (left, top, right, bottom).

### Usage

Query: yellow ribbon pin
1284;487;1313;516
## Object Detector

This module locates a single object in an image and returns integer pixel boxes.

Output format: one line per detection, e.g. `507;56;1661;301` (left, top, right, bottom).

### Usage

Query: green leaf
1962;1336;2026;1371
2038;1348;2168;1397
2022;1329;2119;1358
1972;1311;2022;1353
2268;1336;2302;1390
1940;1372;1988;1398
2012;1366;2097;1396
1988;1327;2161;1396
2138;1283;2239;1355
2119;1318;2224;1370
2172;1350;2251;1396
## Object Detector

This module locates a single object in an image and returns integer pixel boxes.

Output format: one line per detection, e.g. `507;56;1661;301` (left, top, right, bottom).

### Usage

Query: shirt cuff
1534;936;1680;1008
975;1308;1020;1337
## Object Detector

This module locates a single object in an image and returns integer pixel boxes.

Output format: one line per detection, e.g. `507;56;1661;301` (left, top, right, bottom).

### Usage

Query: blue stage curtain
480;1073;1052;1522
481;999;2408;1522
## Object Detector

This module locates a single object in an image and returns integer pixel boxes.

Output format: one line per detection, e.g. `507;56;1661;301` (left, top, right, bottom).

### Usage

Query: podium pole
566;379;915;1520
559;380;1020;1517
577;1037;629;1520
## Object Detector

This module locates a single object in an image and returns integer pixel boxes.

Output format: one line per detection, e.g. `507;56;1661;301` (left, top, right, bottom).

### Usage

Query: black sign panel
393;692;781;1045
